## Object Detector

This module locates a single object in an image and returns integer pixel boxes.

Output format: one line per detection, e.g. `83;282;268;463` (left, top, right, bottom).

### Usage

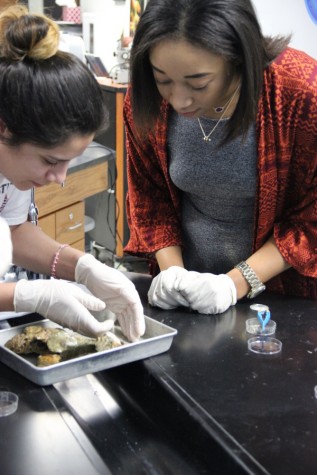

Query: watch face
248;284;266;299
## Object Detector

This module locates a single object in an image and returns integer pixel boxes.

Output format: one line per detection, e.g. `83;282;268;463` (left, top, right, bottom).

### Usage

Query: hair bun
0;4;60;61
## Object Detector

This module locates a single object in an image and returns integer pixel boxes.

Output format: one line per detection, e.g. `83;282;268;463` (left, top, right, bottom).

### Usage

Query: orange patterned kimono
124;48;317;298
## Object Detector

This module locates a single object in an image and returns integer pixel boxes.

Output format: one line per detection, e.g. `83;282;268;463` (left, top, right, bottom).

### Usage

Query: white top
0;174;31;225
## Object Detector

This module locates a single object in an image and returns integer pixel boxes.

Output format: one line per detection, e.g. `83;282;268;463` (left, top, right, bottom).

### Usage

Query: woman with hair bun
0;5;145;342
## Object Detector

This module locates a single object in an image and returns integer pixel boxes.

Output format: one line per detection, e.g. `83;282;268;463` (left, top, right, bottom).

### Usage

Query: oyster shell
5;326;60;355
47;330;95;353
5;325;125;366
37;354;62;367
96;331;122;351
47;330;96;360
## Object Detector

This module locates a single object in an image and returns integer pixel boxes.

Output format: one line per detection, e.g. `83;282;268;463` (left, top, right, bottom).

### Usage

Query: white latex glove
75;254;145;342
148;266;190;310
0;217;12;277
177;271;237;314
14;279;114;337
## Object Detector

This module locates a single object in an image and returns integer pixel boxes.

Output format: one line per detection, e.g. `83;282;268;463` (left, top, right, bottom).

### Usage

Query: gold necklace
197;86;240;143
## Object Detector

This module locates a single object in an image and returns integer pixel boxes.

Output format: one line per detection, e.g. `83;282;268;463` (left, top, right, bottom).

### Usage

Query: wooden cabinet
35;161;108;252
55;201;85;249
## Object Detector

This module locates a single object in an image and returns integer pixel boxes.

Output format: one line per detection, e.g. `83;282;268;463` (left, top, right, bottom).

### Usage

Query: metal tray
0;316;177;386
0;310;28;321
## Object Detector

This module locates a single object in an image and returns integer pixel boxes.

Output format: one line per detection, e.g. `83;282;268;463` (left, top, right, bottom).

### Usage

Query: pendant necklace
197;85;240;143
213;91;236;113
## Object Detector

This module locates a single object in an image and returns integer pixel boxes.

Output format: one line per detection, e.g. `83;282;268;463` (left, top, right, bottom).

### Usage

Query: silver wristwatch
234;261;266;299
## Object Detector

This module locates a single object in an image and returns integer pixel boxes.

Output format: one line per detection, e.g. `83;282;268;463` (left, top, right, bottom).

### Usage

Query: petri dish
246;317;276;336
249;303;269;312
248;336;282;355
0;391;19;417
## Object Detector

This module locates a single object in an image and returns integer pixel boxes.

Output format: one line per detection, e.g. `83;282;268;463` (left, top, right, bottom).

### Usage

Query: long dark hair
130;0;290;142
0;5;108;147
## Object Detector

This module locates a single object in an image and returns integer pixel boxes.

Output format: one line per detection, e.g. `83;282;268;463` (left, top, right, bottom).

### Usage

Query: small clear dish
248;336;282;355
0;391;19;417
246;317;276;336
249;303;270;312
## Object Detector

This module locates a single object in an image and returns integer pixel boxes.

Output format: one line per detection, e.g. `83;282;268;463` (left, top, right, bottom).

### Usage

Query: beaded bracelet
51;244;69;279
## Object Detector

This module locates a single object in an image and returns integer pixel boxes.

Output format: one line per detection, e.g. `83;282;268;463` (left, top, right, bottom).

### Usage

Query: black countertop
1;273;317;474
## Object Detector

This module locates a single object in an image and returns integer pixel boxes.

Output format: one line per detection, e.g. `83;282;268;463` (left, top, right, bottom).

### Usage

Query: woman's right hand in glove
148;266;190;309
14;279;114;337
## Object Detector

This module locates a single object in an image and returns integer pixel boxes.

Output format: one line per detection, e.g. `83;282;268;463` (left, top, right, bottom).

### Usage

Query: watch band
234;261;266;299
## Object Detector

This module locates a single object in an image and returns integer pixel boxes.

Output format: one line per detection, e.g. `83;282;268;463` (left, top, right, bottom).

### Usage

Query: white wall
252;0;317;59
28;0;44;14
82;0;317;69
29;1;317;65
81;0;130;71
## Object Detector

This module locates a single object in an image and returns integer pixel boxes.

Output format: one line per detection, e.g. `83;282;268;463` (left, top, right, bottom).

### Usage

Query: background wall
80;0;130;71
29;1;317;67
251;0;317;59
82;0;317;68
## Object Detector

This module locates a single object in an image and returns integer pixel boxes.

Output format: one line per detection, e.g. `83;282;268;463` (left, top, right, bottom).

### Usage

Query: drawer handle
67;222;83;231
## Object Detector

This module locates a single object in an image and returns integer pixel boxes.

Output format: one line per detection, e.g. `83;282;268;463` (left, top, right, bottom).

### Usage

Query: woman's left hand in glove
177;271;237;314
75;254;145;342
